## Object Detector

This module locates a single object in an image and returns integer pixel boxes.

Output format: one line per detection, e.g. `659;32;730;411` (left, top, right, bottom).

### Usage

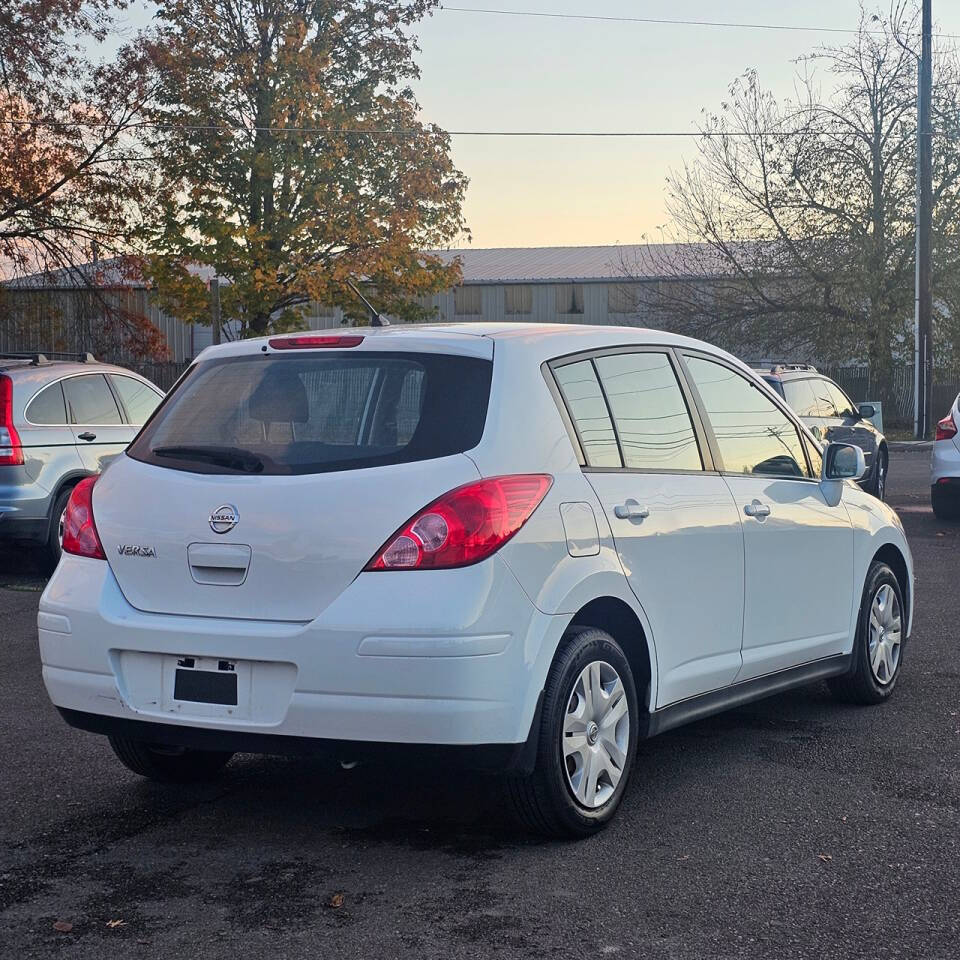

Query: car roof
198;322;752;372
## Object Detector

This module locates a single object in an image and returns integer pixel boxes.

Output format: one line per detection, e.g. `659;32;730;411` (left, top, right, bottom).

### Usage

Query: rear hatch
94;336;493;621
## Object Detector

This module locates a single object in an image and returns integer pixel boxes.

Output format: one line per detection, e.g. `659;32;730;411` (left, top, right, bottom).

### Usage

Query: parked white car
38;325;913;836
932;395;960;521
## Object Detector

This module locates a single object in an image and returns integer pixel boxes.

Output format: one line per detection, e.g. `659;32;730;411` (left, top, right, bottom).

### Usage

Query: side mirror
858;403;876;420
822;442;866;482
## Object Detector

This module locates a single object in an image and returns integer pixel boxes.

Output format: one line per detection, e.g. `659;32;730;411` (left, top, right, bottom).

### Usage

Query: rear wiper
152;445;265;473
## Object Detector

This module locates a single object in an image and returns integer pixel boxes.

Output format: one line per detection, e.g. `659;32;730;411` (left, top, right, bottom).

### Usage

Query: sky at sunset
111;2;960;248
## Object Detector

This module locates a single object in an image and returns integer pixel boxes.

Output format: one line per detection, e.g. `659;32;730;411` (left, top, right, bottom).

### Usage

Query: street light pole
915;0;933;438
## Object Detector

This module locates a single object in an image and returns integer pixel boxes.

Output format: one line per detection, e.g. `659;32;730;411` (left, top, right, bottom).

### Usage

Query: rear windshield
127;351;492;475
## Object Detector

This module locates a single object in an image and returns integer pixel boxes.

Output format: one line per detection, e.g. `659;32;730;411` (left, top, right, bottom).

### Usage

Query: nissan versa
38;325;913;837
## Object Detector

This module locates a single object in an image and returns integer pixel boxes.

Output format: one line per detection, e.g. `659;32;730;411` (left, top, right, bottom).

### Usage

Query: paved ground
1;448;958;959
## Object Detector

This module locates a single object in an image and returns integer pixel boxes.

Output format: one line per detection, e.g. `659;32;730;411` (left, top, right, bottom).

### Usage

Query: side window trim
547;345;717;474
676;349;820;482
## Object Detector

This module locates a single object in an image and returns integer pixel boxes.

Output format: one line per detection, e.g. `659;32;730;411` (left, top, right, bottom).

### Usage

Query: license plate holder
160;655;251;718
173;664;238;706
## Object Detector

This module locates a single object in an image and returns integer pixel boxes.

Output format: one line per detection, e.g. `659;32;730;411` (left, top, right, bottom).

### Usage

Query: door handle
743;500;771;520
77;432;96;442
614;500;650;520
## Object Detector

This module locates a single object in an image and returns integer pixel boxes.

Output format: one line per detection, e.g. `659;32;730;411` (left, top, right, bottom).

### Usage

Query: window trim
546;344;716;475
675;349;823;483
25;372;140;428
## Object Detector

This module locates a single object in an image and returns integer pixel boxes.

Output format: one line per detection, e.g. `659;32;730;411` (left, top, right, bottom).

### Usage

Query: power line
440;5;960;40
0;118;922;138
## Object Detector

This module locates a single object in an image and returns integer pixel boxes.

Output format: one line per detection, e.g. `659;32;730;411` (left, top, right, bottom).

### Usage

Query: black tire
505;627;639;838
932;485;960;522
868;446;888;501
828;562;905;705
108;736;234;783
41;486;73;574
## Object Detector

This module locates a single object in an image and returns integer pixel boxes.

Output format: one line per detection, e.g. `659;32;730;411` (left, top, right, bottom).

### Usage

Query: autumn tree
143;0;468;337
0;0;153;277
620;4;960;386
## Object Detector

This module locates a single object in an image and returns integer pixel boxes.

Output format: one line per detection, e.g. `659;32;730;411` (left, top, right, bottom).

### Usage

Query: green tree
143;0;468;336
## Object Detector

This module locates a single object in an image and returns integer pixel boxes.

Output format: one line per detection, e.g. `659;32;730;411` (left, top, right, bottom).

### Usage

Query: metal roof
430;243;729;284
4;244;730;291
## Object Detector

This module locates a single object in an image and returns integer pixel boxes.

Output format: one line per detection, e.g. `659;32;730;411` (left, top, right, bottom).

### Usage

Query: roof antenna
345;280;390;327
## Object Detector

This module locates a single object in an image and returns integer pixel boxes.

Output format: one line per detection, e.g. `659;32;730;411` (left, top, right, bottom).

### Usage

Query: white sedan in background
932;395;960;521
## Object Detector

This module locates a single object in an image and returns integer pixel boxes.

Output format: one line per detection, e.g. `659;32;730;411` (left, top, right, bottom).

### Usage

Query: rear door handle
743;500;771;519
77;432;96;442
614;500;650;520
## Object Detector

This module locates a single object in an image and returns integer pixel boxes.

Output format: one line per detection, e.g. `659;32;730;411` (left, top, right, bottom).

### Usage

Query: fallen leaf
52;921;73;933
818;854;833;863
106;919;126;928
329;893;345;909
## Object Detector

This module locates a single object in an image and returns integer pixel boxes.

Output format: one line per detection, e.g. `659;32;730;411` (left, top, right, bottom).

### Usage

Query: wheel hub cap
562;660;631;809
868;584;902;686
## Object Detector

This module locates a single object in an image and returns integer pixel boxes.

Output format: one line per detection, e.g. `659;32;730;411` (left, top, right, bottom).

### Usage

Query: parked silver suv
0;352;164;569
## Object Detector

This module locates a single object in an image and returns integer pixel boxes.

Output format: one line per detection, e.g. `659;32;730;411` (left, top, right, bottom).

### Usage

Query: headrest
247;368;309;424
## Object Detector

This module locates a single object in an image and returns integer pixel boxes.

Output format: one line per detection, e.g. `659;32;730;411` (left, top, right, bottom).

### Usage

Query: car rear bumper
932;437;960;485
0;477;53;540
39;553;566;758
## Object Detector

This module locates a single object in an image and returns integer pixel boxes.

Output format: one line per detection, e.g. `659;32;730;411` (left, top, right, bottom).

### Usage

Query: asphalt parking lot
1;447;957;959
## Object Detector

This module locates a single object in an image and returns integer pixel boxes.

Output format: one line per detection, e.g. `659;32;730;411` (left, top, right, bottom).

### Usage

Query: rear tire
932;485;960;521
108;736;234;783
828;562;904;705
41;487;73;574
505;627;639;838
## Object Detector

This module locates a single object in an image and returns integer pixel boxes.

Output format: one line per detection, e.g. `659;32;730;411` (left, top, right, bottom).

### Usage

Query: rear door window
128;352;492;475
63;375;123;425
593;352;702;471
110;375;163;425
553;360;622;468
25;381;68;424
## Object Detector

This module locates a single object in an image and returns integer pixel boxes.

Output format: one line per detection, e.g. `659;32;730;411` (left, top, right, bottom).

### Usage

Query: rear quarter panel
467;339;662;708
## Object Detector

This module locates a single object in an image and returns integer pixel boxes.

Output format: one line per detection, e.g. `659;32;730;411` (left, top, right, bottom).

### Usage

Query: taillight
936;414;958;442
365;474;553;571
268;335;364;350
0;375;24;466
62;476;105;560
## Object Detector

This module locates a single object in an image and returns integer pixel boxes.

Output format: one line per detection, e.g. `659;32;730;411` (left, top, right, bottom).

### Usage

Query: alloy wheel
562;660;630;808
868;583;902;685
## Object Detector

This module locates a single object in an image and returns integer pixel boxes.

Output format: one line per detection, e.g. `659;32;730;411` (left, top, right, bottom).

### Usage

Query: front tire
109;736;234;783
506;627;639;838
868;447;888;501
828;562;905;705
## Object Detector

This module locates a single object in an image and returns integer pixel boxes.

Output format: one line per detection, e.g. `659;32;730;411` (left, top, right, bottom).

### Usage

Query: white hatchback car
38;325;913;836
932;395;960;520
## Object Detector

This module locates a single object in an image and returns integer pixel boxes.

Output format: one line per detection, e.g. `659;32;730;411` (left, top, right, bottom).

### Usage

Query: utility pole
915;0;933;438
211;277;221;345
